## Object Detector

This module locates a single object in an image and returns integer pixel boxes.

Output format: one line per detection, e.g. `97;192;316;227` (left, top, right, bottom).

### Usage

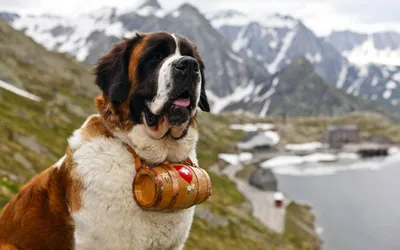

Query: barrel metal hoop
163;165;180;210
148;167;164;208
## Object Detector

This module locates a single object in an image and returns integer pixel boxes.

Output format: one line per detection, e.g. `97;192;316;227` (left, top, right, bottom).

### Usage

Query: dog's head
94;32;209;143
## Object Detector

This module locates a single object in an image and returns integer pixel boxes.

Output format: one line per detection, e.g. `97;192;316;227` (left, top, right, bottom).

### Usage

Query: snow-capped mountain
0;1;272;114
0;1;396;117
210;10;400;112
220;57;392;118
326;30;400;66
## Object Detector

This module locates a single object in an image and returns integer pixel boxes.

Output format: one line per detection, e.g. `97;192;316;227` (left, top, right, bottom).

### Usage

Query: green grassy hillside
0;20;320;250
0;20;97;206
261;112;400;145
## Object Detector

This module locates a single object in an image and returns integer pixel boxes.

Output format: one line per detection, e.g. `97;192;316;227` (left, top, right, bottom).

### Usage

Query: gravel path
221;164;286;233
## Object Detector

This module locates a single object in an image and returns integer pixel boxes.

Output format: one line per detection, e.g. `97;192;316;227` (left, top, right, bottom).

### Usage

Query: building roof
238;131;280;150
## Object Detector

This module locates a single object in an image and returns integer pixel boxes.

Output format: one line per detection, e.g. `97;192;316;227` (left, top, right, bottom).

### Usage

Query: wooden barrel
133;163;212;211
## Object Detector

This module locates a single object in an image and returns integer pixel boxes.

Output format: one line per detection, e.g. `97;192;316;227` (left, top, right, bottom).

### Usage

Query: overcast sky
1;0;400;36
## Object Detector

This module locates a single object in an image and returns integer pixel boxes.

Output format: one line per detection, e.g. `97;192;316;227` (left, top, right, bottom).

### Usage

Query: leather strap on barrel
124;144;195;171
126;145;144;171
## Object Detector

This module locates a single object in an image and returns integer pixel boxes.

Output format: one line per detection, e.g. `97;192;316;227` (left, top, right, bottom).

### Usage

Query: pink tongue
173;98;190;107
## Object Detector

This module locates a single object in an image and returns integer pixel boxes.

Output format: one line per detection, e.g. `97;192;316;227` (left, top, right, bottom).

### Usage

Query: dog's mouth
172;90;191;108
143;90;195;140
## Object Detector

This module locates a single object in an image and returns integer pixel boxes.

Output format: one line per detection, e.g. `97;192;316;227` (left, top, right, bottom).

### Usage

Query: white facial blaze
148;34;183;114
194;72;202;114
148;33;202;115
172;34;181;56
149;55;182;114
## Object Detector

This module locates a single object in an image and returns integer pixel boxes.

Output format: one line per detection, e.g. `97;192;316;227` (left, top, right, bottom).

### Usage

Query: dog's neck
94;95;198;165
113;122;198;165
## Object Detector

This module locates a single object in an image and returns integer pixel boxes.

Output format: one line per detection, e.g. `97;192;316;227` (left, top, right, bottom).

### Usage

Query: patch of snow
285;141;324;152
392;72;400;82
271;158;396;176
264;131;280;145
305;53;322;63
9;5;166;62
347;66;369;94
272;165;336;176
262;14;298;29
254;79;278;103
316;226;324;236
302;153;338;163
211;82;255;113
383;89;392;99
254;84;264;95
386;80;397;89
388;146;400;155
136;6;158;16
269;40;278;49
230;123;274;132
227;50;244;63
154;10;167;18
76;42;92;62
336;64;348;89
267;30;296;73
210;11;251;28
218;153;253;165
261;155;304;168
370;76;379;87
210;12;297;30
246;49;253;58
359;65;370;77
232;27;249;52
382;68;390;78
337;152;360;160
172;10;180;18
104;21;124;37
272;77;280;87
343;35;400;66
259;99;271;117
238;131;280;150
0;80;41;102
259;86;276;102
346;78;363;95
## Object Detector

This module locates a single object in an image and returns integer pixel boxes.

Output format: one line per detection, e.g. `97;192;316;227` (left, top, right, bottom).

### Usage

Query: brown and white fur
0;32;210;250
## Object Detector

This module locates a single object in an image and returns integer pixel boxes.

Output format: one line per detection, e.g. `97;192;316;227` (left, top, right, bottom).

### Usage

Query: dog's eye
151;52;163;62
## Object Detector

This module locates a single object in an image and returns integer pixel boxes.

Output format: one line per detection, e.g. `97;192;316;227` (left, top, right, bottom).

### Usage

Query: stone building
322;125;360;149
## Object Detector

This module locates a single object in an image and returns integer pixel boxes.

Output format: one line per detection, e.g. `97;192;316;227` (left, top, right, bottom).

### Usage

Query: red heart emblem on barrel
173;165;193;184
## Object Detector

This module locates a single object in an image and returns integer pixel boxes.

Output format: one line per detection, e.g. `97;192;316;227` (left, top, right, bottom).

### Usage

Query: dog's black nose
173;57;199;72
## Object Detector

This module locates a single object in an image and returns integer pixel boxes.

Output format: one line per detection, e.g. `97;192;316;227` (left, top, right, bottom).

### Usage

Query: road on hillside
221;164;286;233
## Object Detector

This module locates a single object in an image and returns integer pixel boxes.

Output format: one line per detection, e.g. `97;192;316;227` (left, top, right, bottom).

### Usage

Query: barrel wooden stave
133;163;212;211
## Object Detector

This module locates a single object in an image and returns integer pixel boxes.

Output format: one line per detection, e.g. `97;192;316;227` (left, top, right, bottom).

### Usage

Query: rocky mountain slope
0;19;97;188
0;2;270;100
211;10;400;112
219;57;393;118
1;1;395;117
0;20;320;250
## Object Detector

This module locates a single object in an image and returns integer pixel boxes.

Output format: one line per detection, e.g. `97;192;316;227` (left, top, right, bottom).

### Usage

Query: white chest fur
70;136;195;250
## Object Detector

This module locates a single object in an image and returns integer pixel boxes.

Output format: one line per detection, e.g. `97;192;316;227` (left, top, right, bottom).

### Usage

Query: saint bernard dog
0;31;210;250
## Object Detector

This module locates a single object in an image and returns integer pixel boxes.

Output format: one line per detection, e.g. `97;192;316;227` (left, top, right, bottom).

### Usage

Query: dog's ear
194;46;210;112
94;35;142;103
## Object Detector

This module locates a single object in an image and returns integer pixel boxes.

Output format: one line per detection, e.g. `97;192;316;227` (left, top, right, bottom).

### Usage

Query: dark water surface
275;155;400;250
